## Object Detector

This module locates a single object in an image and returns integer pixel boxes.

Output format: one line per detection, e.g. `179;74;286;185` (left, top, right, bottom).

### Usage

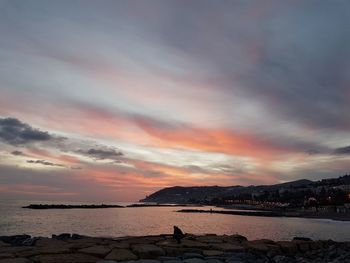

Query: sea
1;200;349;241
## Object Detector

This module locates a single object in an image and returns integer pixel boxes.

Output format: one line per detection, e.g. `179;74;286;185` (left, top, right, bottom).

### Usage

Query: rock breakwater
0;233;349;263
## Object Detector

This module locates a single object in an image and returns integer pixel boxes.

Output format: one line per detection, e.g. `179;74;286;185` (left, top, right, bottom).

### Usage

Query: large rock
105;248;138;261
31;253;99;263
132;244;165;258
78;245;111;257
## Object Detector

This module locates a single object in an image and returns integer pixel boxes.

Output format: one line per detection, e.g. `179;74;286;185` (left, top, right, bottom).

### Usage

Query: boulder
105;248;138;261
132;244;165;258
78;245;111;257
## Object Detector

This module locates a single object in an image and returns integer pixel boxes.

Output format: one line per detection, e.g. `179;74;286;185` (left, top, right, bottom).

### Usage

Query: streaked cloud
0;0;349;201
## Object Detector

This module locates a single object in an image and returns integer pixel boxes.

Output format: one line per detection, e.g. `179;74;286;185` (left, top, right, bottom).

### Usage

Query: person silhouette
173;225;185;244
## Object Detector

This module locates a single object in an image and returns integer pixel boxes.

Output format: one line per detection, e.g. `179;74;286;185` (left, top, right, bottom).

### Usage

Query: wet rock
78;245;111;257
31;253;100;263
105;248;138;261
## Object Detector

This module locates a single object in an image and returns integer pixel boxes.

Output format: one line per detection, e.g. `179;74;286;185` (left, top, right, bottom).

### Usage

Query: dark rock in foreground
0;233;349;263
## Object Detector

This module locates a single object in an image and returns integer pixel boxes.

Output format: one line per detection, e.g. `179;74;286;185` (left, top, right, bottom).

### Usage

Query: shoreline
0;233;349;263
177;209;350;222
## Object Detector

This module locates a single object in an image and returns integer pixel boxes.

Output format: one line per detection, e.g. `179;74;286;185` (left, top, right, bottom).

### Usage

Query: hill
140;175;350;205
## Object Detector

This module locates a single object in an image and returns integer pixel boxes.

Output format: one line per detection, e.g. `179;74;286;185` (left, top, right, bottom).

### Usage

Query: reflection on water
0;200;349;241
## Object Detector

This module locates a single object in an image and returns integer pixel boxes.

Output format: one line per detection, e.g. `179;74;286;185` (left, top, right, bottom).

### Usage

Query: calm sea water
0;200;349;241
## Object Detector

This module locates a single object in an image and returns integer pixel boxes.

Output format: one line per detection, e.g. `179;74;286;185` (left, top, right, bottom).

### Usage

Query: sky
0;0;350;201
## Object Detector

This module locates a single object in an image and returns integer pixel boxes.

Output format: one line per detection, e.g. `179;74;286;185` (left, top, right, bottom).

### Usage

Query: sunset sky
0;0;350;201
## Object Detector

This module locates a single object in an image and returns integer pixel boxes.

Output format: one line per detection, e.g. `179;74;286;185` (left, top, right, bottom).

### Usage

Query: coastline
0;233;349;263
177;209;350;222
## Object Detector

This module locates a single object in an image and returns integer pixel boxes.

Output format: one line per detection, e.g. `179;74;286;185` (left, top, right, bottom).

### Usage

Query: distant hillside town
141;175;350;214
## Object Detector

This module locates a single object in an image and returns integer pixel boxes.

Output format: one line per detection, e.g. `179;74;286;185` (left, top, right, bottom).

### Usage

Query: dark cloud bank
0;117;51;145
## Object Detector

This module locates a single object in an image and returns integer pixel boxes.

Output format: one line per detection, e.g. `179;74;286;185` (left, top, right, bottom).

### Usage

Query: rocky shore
0;233;349;263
